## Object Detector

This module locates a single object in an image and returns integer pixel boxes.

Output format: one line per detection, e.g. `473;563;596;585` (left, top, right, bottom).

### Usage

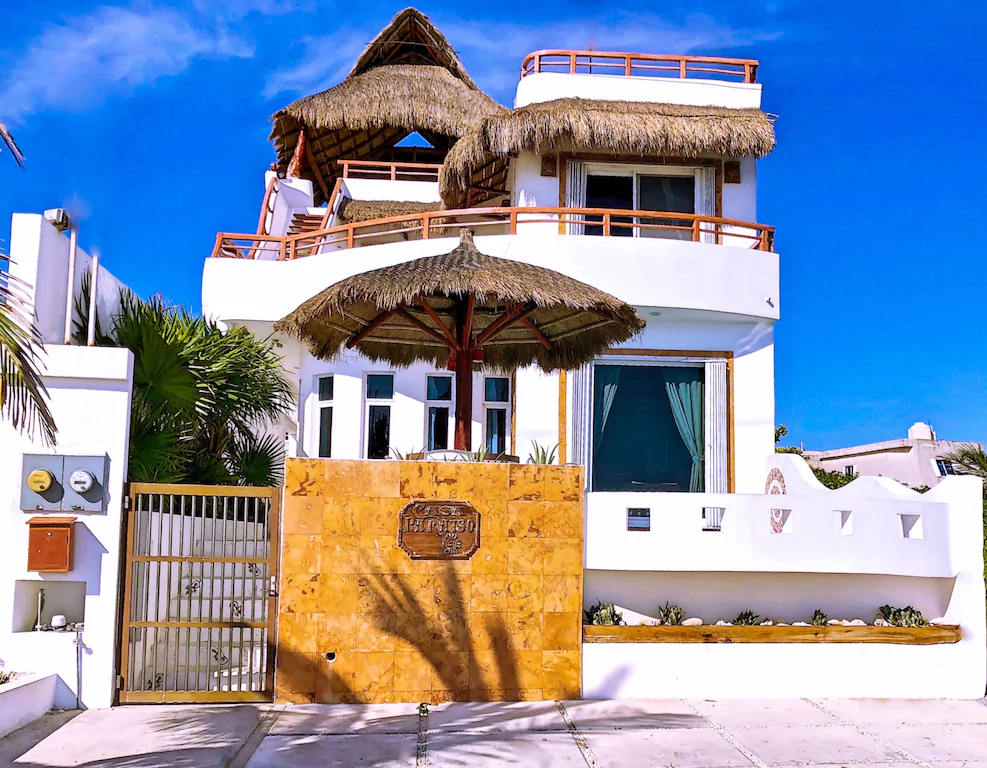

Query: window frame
424;374;454;452
362;371;395;459
587;356;712;493
482;375;511;455
935;458;956;477
315;374;334;458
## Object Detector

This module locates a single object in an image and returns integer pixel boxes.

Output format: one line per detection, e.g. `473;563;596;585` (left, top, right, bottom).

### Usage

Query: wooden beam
287;126;307;178
413;296;460;350
396;308;456;349
461;294;475;346
305;141;330;200
346;307;400;348
583;624;962;646
521;316;553;350
475;303;538;346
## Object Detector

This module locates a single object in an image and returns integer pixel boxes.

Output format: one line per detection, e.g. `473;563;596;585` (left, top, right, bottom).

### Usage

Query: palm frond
0;254;56;444
942;443;987;481
0;117;24;169
227;432;285;487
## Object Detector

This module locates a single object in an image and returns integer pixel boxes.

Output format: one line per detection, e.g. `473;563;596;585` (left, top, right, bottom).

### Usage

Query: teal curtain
593;367;621;451
662;368;704;492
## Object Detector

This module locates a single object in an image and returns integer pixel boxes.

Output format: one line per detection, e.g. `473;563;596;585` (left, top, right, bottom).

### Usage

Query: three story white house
201;9;984;699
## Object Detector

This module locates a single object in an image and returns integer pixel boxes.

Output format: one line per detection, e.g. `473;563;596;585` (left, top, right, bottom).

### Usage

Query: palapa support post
453;296;475;450
286;126;307;178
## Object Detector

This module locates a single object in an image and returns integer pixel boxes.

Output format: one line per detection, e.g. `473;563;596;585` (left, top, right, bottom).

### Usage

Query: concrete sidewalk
3;698;987;768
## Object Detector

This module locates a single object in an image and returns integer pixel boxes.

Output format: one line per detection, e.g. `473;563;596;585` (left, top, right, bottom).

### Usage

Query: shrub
527;441;558;465
877;605;928;628
655;602;686;626
810;609;828;626
584;601;623;626
733;610;760;626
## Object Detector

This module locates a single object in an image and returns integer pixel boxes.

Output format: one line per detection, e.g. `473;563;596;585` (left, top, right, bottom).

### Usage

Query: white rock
681;618;703;626
840;619;852;626
642;619;658;627
874;618;889;626
826;619;842;626
715;620;733;626
930;617;948;625
848;619;867;626
759;620;773;626
776;622;789;626
792;621;810;626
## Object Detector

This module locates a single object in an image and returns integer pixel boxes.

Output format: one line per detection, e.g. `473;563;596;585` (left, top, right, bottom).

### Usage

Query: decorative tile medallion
765;467;787;495
770;508;787;534
398;499;481;560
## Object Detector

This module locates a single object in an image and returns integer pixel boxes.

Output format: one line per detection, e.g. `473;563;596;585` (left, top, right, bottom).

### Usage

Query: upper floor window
936;459;956;477
571;162;715;242
365;373;394;459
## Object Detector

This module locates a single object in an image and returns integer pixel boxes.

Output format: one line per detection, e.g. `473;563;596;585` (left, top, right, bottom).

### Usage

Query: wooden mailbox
26;517;76;573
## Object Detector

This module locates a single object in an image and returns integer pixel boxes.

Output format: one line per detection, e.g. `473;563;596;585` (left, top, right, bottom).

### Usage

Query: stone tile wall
276;459;585;704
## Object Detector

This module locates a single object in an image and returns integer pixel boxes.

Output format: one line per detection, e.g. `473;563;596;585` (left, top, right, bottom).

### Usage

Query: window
483;376;510;455
316;376;333;458
591;363;704;492
627;508;650;531
365;373;394;459
582;165;702;240
426;375;452;451
936;459;956;476
843;465;858;477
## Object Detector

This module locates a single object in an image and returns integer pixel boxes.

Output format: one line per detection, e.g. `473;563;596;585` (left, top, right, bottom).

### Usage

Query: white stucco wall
0;345;134;709
582;454;987;700
9;214;127;345
514;72;762;110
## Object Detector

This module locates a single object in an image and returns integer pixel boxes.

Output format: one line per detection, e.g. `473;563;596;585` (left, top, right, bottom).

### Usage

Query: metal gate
118;484;280;703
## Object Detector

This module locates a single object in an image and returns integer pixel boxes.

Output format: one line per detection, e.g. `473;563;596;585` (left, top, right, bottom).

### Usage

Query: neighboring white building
805;422;976;489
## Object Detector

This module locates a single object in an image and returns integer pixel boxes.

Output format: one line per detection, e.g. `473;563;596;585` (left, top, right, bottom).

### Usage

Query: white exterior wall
515;72;762;109
0;345;134;709
582;454;987;700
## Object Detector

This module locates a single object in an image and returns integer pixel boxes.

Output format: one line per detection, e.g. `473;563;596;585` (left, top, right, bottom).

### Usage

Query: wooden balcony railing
211;206;775;260
339;159;443;182
520;50;758;83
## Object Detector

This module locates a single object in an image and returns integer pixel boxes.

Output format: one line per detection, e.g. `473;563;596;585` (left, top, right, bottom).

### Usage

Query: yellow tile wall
276;458;585;704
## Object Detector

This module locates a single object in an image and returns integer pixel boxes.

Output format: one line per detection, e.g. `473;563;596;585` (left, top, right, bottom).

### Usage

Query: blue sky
2;1;985;450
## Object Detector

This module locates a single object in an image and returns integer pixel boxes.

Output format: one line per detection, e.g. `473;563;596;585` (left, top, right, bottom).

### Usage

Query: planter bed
583;624;962;645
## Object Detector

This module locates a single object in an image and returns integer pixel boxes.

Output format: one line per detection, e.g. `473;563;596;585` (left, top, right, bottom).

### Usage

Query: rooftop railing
520;50;759;84
212;206;774;260
339;159;443;182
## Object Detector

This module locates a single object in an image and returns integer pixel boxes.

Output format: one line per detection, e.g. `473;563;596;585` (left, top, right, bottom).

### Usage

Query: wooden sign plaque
398;500;481;560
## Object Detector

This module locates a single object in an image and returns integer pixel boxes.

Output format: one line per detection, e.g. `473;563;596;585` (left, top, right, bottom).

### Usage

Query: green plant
733;610;760;626
75;278;292;485
813;466;857;489
877;605;928;628
390;447;423;461
810;609;828;626
0;670;13;685
527;440;558;465
655;602;686;626
0;250;56;445
774;424;788;444
584;600;623;626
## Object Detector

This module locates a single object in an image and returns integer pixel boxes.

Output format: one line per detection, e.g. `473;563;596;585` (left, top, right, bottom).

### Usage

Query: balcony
520;50;758;83
213;206;775;261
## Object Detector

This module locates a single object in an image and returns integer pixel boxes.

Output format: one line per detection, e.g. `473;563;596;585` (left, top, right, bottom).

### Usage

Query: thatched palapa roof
440;98;777;206
270;8;509;205
275;231;644;372
336;198;444;225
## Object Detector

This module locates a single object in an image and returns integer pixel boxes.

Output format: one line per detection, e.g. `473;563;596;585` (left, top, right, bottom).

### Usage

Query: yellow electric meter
27;468;55;493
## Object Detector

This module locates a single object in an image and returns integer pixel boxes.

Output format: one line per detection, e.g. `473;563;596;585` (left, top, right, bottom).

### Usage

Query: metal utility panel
20;455;65;512
63;455;110;512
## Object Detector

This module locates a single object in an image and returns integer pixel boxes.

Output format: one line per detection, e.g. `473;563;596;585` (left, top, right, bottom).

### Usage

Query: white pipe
63;224;78;344
87;252;99;346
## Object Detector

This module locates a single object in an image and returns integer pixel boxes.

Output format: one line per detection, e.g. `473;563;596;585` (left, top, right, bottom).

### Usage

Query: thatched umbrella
276;231;644;449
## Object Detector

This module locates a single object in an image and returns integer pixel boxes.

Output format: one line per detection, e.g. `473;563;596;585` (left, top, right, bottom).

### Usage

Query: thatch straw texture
347;7;479;88
276;231;644;371
337;198;444;224
440;98;777;205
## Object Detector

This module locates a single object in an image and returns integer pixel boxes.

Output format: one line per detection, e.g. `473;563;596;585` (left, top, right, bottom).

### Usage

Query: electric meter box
21;454;109;513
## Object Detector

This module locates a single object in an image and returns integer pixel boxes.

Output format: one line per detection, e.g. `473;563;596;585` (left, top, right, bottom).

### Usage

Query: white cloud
0;5;253;123
263;10;779;104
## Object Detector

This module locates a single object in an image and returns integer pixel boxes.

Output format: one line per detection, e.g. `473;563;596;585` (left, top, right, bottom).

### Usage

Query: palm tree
76;278;293;485
1;119;55;443
943;443;987;485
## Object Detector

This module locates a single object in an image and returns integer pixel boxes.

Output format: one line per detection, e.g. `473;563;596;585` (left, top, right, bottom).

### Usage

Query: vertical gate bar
177;493;186;690
204;495;214;691
252;496;261;690
118;488;137;699
265;489;280;697
141;497;153;690
193;495;204;691
161;494;175;691
239;498;248;691
149;494;165;693
226;495;236;693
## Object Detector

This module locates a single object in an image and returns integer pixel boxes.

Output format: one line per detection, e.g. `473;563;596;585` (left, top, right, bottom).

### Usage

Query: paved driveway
3;698;987;768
